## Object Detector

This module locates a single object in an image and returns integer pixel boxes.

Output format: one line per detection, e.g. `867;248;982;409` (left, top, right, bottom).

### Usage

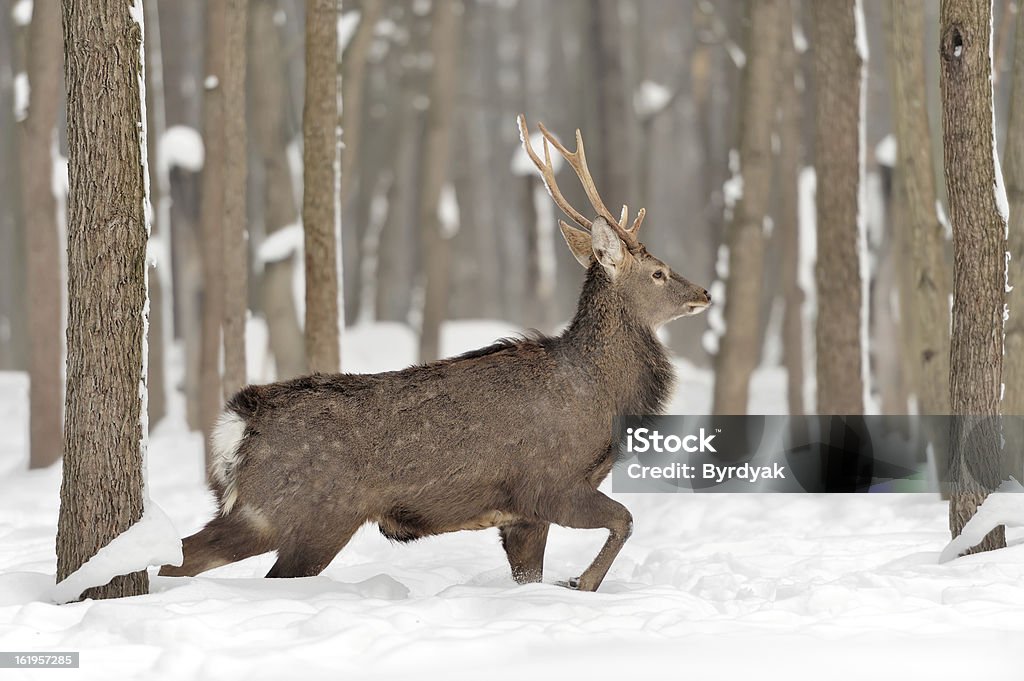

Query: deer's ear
591;216;626;276
559;220;593;268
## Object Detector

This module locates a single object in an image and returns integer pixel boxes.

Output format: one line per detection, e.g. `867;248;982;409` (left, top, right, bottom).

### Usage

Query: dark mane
444;330;555;362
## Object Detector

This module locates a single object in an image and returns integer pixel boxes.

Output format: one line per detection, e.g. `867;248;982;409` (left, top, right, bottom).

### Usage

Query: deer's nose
703;289;711;302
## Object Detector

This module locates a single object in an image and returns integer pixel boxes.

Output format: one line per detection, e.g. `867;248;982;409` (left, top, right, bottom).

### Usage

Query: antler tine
517;114;592;231
619;204;628;230
629;207;646;235
536;122;619;228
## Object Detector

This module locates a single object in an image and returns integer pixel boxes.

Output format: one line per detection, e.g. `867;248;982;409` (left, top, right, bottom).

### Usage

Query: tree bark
777;0;806;417
222;0;249;396
810;0;865;415
940;0;1007;554
143;0;167;428
887;0;952;416
418;0;461;363
199;0;227;462
712;0;782;414
303;0;341;373
252;0;307;379
1001;0;1024;483
56;0;150;599
20;0;64;468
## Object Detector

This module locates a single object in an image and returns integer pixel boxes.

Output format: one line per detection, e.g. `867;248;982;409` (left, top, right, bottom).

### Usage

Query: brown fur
161;238;709;591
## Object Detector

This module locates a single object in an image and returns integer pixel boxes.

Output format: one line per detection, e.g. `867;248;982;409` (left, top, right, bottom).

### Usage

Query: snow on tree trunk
810;0;865;415
56;0;151;600
776;0;806;416
940;0;1009;555
221;0;249;397
252;0;307;380
198;0;227;467
712;0;782;415
19;0;63;469
1000;0;1024;482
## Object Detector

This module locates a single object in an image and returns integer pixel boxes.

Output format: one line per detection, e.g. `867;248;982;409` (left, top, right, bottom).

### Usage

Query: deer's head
518;115;711;330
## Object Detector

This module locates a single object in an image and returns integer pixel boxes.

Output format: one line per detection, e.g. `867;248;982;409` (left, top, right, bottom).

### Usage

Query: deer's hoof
556;577;581;590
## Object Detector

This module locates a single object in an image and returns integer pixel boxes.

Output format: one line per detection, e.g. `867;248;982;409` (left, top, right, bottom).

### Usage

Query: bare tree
143;0;168;427
810;0;865;415
0;3;27;371
712;0;782;414
222;0;249;396
418;0;461;363
340;0;383;325
303;0;342;373
199;0;227;458
776;0;806;416
886;0;951;416
56;0;150;600
19;0;63;468
252;0;306;379
940;0;1007;554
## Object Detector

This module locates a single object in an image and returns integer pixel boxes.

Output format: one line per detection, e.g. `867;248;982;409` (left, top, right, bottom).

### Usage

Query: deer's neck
559;265;675;415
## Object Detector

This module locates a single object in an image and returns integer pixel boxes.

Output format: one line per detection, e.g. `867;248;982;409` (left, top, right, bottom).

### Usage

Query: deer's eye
652;270;665;280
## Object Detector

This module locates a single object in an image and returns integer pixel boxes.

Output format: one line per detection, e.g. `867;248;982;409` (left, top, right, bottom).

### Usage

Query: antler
517;114;646;251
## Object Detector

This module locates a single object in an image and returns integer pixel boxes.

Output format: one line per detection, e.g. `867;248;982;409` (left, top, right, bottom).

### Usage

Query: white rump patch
210;410;247;515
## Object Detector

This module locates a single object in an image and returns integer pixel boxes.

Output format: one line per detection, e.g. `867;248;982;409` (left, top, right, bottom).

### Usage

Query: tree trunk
712;0;782;415
940;0;1007;554
340;0;382;326
200;0;227;463
20;0;64;468
252;0;307;379
810;0;865;415
143;0;168;428
589;0;632;213
1001;0;1024;483
222;0;249;397
777;0;806;416
302;0;342;373
0;4;27;372
56;0;150;600
887;0;951;417
418;0;461;363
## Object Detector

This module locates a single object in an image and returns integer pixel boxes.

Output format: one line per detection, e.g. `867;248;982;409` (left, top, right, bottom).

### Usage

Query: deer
159;115;711;592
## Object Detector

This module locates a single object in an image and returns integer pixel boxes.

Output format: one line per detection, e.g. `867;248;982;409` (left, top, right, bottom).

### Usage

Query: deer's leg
159;512;275;577
500;521;550;584
266;520;361;578
541;487;633;592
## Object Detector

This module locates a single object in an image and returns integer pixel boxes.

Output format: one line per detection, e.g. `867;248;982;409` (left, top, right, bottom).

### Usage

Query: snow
874;134;896;167
257;222;303;263
203;74;218;90
940;479;1024;562
797;167;817;412
792;21;808;54
855;1;872;414
633;80;672;119
11;0;31;26
13;71;28;122
2;327;1024;676
725;39;746;69
51;504;183;604
338;10;361;53
722;149;743;222
437;183;459;239
158;125;205;172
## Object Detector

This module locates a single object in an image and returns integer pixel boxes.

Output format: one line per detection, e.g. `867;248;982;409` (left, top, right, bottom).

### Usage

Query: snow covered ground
1;321;1023;680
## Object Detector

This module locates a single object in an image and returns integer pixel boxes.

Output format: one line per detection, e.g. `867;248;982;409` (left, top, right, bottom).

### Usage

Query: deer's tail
209;385;261;515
